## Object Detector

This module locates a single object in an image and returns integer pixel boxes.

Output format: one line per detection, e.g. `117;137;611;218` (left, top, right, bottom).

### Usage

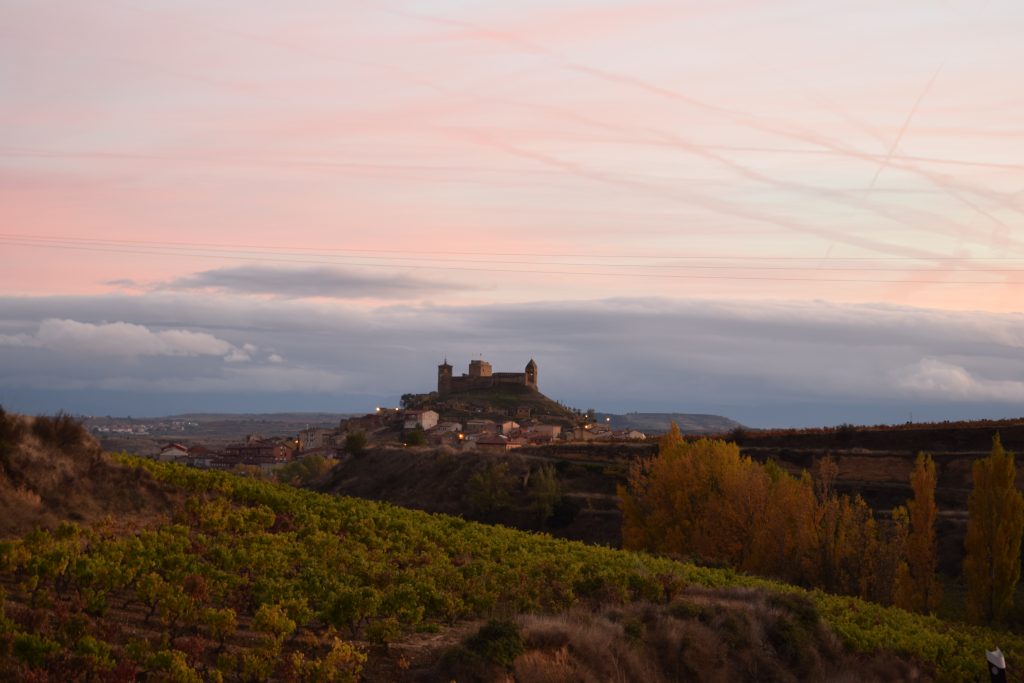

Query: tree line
620;424;1024;623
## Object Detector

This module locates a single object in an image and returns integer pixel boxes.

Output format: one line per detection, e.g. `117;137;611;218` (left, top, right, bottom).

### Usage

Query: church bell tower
438;359;452;395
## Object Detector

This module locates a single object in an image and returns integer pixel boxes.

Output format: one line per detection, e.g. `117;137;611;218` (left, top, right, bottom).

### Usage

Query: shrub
0;406;26;471
365;617;401;646
668;600;704;621
528;464;559;528
766;613;817;676
276;455;332;487
12;633;61;668
464;462;515;519
463;619;524;667
30;412;87;450
343;432;367;456
767;591;819;628
403;429;427;447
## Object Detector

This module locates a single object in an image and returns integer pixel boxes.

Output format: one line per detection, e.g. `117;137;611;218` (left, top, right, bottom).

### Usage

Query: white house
403;410;439;430
529;424;561;438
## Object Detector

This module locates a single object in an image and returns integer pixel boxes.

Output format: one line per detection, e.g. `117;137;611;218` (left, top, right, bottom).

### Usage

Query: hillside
0;409;178;535
1;411;1019;681
406;384;581;427
320;446;625;546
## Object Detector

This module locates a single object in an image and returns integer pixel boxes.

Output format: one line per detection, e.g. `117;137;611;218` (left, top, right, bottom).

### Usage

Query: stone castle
438;358;538;395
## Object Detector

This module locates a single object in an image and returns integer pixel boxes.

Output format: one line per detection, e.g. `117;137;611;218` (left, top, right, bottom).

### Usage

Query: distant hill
596;411;743;434
731;417;1024;452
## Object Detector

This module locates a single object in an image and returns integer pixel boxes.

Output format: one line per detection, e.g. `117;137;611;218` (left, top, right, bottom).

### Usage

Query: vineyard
2;453;1024;680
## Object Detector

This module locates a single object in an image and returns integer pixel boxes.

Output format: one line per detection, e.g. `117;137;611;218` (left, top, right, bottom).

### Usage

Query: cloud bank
0;319;252;361
1;293;1023;427
893;359;1024;403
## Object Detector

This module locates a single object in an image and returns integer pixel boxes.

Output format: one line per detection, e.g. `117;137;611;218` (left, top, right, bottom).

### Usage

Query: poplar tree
894;453;941;613
528;464;560;529
658;421;684;451
963;435;1024;623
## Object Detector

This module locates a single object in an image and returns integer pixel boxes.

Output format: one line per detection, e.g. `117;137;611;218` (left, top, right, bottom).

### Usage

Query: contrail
449;95;1018;251
865;65;944;195
462;131;950;261
109;0;1023;225
89;1;1024;242
394;7;1023;226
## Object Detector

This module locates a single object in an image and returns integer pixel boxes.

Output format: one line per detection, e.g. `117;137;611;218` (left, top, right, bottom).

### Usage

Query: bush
766;613;817;676
464;462;514;519
668;600;705;620
404;429;427;447
528;464;559;528
343;432;367;456
768;591;819;628
13;633;61;668
276;455;332;487
463;620;524;667
0;406;26;469
30;412;87;450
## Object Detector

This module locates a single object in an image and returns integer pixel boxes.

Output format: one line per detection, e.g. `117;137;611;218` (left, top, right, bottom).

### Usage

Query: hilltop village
137;358;647;471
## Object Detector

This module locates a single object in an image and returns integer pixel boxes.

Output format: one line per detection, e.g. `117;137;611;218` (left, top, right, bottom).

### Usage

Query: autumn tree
658;421;684;451
963;435;1024;623
465;461;515;519
809;456;890;599
528;464;559;529
619;436;747;561
620;427;900;601
815;492;878;597
894;453;941;613
875;506;910;605
746;465;818;584
621;433;819;583
812;456;839;503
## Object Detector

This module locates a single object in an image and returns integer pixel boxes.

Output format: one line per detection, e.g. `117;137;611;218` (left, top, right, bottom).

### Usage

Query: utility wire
2;236;1021;285
4;233;1024;263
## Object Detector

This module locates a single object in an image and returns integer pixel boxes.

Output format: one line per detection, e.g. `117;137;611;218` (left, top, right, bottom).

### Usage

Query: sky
2;0;1024;427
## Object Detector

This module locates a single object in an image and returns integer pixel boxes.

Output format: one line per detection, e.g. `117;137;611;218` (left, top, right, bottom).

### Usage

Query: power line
2;236;1022;285
5;237;1024;273
3;233;1023;262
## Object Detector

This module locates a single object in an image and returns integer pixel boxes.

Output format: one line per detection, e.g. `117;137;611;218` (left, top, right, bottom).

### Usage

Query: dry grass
422;586;931;682
0;408;180;536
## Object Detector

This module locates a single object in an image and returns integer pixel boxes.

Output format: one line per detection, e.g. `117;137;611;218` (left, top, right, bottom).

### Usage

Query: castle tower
525;358;538;389
438;359;452;395
468;359;492;378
